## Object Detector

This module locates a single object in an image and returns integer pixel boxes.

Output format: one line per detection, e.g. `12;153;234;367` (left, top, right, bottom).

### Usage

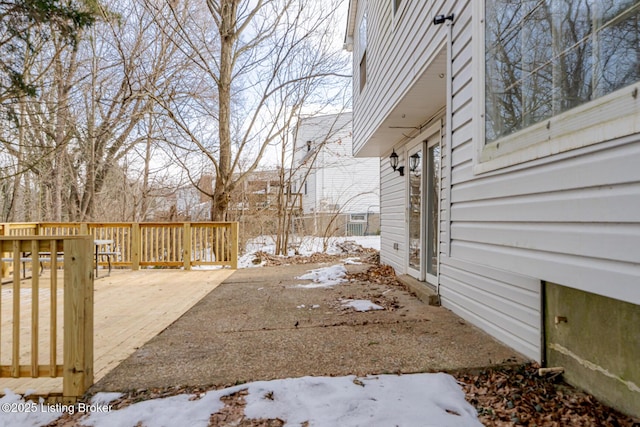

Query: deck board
0;268;233;395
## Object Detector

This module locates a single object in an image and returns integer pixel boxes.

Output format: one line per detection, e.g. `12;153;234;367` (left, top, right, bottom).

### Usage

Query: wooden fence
1;222;239;271
0;236;93;400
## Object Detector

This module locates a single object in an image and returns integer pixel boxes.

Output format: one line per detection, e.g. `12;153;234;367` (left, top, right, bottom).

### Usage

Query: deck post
230;222;239;269
1;223;9;278
183;223;191;270
131;223;140;270
63;236;94;400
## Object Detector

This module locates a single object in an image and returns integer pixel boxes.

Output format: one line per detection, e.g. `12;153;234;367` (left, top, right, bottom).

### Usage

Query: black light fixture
433;13;454;25
410;152;421;172
389;149;404;176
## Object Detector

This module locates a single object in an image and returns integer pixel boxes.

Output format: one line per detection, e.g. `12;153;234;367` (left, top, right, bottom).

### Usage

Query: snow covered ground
1;373;481;427
239;235;381;268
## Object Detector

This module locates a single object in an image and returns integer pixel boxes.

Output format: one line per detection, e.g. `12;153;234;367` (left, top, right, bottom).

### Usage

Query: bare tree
62;1;182;221
272;110;349;255
0;0;185;221
0;0;352;224
145;0;350;221
0;0;99;220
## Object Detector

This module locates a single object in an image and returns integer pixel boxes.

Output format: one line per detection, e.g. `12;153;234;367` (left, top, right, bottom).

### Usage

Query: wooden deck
0;268;234;395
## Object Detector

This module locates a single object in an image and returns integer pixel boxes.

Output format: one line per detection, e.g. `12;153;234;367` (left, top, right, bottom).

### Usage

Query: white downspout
441;17;454;299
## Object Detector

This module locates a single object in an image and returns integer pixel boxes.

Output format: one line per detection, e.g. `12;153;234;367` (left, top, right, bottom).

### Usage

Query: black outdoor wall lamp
410;152;421;172
389;149;404;176
433;13;454;25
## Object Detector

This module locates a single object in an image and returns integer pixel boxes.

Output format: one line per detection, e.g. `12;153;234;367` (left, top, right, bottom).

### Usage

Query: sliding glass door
406;130;440;284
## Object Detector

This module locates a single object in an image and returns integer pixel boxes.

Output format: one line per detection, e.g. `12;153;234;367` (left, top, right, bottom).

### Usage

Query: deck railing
0;236;93;401
1;222;239;271
0;221;238;400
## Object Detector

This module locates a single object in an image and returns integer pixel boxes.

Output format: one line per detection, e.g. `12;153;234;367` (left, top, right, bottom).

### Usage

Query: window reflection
408;149;422;271
427;144;439;277
486;0;640;142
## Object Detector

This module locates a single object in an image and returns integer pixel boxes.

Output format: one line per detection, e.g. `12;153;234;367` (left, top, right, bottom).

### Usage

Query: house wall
351;0;640;415
350;0;450;155
354;0;640;374
446;0;640;328
302;173;317;213
357;0;543;361
442;0;543;362
312;154;379;214
295;113;380;217
452;0;640;372
379;154;405;272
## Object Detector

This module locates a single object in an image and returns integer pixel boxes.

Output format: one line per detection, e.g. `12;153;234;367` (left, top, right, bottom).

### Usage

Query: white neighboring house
345;0;640;418
292;112;380;236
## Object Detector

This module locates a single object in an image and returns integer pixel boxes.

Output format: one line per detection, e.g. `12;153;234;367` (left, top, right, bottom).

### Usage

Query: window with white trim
480;0;640;169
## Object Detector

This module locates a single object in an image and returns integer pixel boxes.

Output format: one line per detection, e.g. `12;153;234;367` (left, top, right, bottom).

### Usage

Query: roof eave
343;0;357;51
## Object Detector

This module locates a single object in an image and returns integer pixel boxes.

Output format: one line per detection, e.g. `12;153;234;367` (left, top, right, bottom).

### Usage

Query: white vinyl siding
439;257;541;359
361;0;543;361
303;174;316;211
437;1;543;361
449;138;640;304
313;160;379;214
351;0;451;154
379;154;405;272
446;0;640;346
354;0;640;363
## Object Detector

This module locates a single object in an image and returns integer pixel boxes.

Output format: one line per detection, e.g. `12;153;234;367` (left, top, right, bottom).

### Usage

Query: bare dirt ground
48;246;639;427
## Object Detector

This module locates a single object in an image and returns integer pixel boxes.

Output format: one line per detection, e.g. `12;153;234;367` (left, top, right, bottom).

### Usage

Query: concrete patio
89;262;526;392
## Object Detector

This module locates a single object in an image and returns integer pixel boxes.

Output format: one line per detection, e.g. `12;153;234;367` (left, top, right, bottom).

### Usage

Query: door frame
405;121;442;285
406;141;424;280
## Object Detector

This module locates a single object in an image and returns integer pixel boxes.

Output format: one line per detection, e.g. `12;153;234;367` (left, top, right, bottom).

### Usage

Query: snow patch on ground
91;392;123;406
341;299;384;312
190;265;224;270
1;374;482;426
294;264;347;288
83;391;226;427
78;374;480;427
0;390;61;427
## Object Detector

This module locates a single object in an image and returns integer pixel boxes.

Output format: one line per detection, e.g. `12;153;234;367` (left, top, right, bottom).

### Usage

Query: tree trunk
210;0;237;222
140;124;152;222
52;36;78;222
210;190;229;221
